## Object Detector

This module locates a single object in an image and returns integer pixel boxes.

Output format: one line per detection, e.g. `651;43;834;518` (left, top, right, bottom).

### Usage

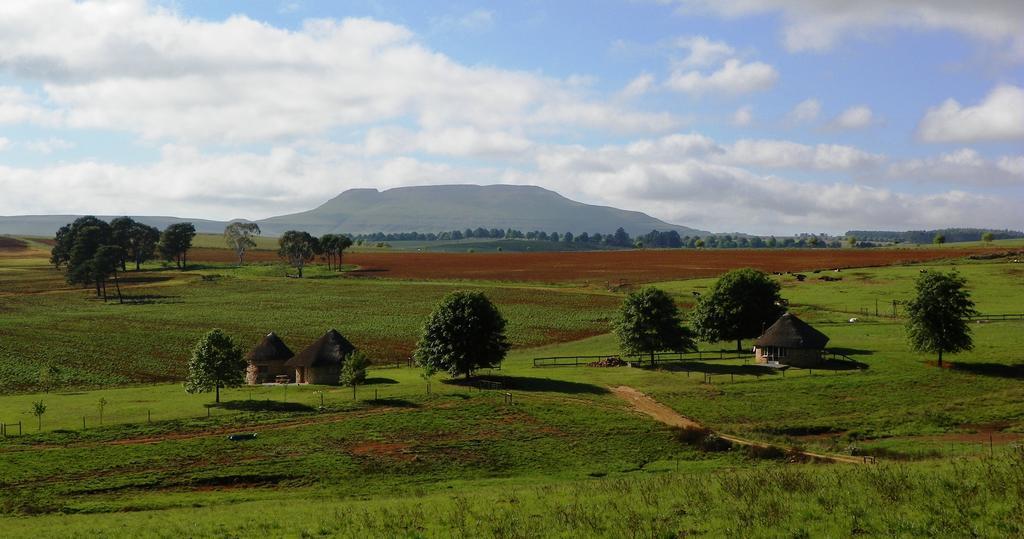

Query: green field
1;243;1023;536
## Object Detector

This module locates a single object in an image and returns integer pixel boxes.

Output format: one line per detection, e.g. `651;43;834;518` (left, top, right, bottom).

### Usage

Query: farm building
245;332;295;385
753;313;829;367
284;329;356;384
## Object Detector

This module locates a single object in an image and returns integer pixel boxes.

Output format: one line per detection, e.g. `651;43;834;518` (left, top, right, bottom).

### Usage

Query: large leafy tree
319;234;354;271
159;222;196;270
223;222;261;266
184;329;246;403
613;287;696;364
278;230;317;277
691;268;785;351
414;291;510;378
905;271;977;366
127;221;161;270
109;216;137;271
93;245;126;303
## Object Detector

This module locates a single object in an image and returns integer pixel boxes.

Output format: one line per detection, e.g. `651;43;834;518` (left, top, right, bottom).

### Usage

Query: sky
0;0;1022;234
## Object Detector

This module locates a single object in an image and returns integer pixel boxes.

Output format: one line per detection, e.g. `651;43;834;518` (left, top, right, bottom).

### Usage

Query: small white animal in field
848;317;858;323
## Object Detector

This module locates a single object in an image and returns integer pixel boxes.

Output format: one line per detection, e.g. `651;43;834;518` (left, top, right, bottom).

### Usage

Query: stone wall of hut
755;347;823;367
246;361;292;385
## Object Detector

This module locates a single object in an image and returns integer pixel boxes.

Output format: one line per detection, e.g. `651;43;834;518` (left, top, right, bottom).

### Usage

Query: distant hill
847;228;1024;244
257;185;706;237
0;184;706;238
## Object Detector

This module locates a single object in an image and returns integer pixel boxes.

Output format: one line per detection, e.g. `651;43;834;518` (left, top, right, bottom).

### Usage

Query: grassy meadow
1;238;1023;536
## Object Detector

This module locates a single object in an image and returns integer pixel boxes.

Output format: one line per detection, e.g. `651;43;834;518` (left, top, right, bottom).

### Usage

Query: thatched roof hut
754;313;829;367
245;332;295;385
285;329;356;384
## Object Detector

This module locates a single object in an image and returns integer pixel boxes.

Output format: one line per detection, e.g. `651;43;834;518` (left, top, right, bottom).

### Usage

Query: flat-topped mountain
256;184;706;236
0;184;706;237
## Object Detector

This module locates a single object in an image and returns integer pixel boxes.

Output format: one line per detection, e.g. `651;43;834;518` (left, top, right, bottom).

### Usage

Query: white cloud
23;137;75;154
0;2;675;142
430;9;495;33
0;137;9;151
887;148;1024;186
787;98;821;123
918;85;1024;142
673;36;735;68
658;1;1024;55
0;86;62;126
619;73;656;99
830;105;874;130
731;105;753;126
720;139;884;170
666;58;778;96
529;136;1015;232
365;126;533;158
0;135;1014;233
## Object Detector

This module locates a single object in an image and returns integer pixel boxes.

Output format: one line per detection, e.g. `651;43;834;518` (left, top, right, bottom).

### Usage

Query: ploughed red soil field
187;246;1003;283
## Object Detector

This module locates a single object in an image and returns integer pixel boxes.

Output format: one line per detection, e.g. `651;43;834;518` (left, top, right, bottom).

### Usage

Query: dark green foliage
159;223;196;270
340;350;370;399
109;217;136;271
184;329;246;403
50;216;114;295
414;291;510;378
847;228;1023;244
612;287;695;363
278;230;317;277
92;245;126;303
690;268;785;351
127;221;160;270
933;234;946;245
319;233;353;271
905;271;977;366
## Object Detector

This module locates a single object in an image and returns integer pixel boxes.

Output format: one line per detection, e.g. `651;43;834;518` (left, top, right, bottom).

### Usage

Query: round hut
285;329;356;385
753;313;829;367
245;332;295;384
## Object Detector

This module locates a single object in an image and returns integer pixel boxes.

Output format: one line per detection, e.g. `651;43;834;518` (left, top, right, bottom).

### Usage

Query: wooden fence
533;349;753;368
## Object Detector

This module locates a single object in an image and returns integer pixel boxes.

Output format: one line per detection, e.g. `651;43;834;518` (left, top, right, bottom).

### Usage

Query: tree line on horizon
355;227;856;249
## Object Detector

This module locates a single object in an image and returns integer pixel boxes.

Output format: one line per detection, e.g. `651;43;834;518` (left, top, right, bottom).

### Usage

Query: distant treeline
846;228;1023;244
353;227;850;249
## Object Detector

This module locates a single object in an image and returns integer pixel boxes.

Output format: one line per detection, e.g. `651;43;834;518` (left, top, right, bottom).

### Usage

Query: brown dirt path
611;385;866;464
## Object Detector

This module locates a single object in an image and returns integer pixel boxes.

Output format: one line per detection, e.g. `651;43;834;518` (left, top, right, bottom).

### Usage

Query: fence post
83;416;86;430
148;410;152;423
18;421;22;436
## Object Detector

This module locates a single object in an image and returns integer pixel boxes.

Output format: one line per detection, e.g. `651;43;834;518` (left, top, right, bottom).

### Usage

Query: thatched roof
755;313;829;349
245;332;294;363
285;329;356;368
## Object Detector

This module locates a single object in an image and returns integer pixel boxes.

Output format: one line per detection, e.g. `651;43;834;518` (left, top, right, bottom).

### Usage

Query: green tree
51;216;115;296
278;230;317;277
127;222;161;270
185;329;246;403
223;222;261;266
31;400;46;431
159;222;196;269
690;268;785;351
339;350;370;399
109;216;137;271
933;233;946;245
905;271;977;367
981;231;994;243
613;287;696;365
92;245;126;303
847;235;857;248
414;291;510;378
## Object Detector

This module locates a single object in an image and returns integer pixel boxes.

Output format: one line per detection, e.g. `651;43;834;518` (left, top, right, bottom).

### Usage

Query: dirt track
611;385;865;464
